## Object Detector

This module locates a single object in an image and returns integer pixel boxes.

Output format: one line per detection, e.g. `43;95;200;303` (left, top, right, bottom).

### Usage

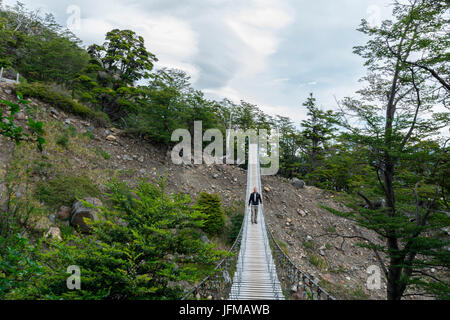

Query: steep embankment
0;82;387;299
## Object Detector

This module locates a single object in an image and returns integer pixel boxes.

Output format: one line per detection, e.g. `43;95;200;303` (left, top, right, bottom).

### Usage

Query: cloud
2;0;396;126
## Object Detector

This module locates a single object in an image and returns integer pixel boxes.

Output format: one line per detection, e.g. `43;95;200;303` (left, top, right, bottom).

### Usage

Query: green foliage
196;192;225;235
74;29;157;119
16;82;110;125
0;93;45;151
0;3;88;85
227;212;244;244
35;174;100;209
14;178;226;299
309;254;327;271
95;147;110;160
0;233;42;299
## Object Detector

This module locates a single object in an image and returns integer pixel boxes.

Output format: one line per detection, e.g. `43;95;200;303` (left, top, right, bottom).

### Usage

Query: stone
287;218;292;223
106;135;117;142
56;206;71;220
71;197;102;233
212;173;218;179
291;285;298;293
292;178;305;189
306;235;313;241
138;156;144;163
64;119;71;125
319;250;325;256
50;107;59;116
34;216;52;231
45;226;62;241
15;112;27;120
264;186;270;192
123;155;133;161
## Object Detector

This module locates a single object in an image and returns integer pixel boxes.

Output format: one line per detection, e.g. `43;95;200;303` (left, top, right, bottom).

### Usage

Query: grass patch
35;174;101;209
309;254;327;271
95;147;110;160
277;239;288;254
303;241;315;250
318;280;368;300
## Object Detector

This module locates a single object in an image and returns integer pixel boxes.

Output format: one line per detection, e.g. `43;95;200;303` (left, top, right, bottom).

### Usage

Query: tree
76;29;158;119
300;93;340;183
10;178;226;300
0;2;88;85
330;0;450;300
196;192;225;235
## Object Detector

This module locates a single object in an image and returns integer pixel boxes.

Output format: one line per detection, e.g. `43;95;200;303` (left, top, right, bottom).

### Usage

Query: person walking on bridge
248;187;262;224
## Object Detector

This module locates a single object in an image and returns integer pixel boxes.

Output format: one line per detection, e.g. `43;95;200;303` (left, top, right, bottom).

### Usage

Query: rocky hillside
0;82;389;300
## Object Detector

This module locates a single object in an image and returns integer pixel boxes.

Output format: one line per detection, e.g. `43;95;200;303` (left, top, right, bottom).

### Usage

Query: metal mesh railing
265;225;335;300
181;220;244;300
182;139;336;300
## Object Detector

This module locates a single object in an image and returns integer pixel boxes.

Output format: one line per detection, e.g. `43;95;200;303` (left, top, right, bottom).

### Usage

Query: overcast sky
4;0;395;124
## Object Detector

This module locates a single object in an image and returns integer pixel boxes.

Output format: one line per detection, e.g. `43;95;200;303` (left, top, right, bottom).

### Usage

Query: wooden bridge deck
229;144;284;300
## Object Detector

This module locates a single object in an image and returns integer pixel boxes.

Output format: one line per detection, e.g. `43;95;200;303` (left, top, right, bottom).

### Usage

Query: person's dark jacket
248;192;262;206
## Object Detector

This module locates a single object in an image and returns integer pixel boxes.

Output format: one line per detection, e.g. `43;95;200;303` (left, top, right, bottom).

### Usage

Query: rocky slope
0;82;390;299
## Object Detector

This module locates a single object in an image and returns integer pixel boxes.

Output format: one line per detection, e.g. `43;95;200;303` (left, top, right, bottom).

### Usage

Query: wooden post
16;72;19;83
0;67;3;80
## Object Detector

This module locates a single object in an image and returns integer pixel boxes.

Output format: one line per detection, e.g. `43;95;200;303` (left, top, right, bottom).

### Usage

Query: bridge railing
181;220;244;300
265;225;336;300
181;155;252;300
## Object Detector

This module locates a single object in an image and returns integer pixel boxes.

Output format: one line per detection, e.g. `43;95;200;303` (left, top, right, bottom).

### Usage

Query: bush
15;178;226;299
35;174;100;209
196;192;225;235
228;212;244;244
15;83;110;126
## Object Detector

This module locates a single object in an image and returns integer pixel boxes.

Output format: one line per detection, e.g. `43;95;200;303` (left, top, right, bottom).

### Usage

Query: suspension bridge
183;142;335;300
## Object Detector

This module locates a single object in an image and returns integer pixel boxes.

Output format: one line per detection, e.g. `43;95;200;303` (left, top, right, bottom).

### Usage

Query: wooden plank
229;144;284;300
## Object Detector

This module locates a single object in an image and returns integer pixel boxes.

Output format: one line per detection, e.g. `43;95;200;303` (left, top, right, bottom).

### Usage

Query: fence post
16;73;20;83
0;67;3;80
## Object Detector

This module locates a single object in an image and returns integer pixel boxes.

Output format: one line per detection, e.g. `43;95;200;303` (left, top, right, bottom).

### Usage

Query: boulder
45;226;62;241
71;197;102;233
292;178;305;189
56;206;71;220
106;135;117;142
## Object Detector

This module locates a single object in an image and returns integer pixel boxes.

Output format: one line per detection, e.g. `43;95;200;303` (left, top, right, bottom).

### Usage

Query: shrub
196;192;225;235
35;174;100;209
55;133;69;149
15;83;110;126
15;178;226;299
228;212;244;244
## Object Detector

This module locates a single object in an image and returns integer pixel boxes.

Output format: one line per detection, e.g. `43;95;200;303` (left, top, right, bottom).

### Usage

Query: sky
3;0;395;124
